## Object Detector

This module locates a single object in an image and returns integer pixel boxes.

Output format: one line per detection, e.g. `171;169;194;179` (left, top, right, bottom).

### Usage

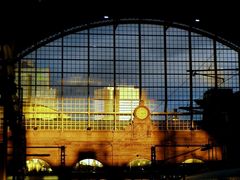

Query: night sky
0;0;239;55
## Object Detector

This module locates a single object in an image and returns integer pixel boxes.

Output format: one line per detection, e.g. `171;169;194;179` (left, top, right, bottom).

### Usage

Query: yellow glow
74;158;103;170
95;87;141;100
26;159;52;172
182;158;204;163
23;105;70;119
134;106;150;119
128;159;151;167
118;87;139;99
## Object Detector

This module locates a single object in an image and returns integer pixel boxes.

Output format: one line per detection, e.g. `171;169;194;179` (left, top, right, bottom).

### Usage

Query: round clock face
134;106;150;120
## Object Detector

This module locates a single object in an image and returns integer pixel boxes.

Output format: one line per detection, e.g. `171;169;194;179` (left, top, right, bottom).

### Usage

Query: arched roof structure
16;18;240;131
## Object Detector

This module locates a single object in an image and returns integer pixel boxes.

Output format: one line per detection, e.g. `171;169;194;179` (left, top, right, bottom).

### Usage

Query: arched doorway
26;158;53;173
128;158;151;172
181;158;207;175
73;158;104;173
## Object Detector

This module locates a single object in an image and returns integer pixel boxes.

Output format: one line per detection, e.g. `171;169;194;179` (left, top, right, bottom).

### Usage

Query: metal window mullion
61;34;64;131
238;52;240;90
138;23;142;101
34;50;37;97
164;25;168;130
113;24;117;131
213;37;218;88
188;29;193;129
87;29;91;129
34;49;37;128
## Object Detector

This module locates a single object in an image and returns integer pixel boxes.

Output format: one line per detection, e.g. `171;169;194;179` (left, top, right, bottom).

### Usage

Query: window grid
14;22;239;132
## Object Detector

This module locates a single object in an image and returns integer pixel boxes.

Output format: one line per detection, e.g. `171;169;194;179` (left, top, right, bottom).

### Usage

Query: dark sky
1;0;239;55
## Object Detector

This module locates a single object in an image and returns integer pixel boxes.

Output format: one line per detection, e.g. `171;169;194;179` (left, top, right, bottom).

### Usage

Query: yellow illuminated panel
23;104;70;119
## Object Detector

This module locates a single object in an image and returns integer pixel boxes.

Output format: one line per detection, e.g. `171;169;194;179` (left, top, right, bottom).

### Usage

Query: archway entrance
74;158;103;173
128;158;151;172
26;158;52;173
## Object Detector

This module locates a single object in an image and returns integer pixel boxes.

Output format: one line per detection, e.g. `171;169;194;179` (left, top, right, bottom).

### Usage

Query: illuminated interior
74;159;103;172
182;158;204;163
14;19;239;131
26;159;52;173
128;159;152;168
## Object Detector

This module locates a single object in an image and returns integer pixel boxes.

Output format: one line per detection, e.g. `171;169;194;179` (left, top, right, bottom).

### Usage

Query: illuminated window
26;158;52;173
74;158;103;172
128;158;151;170
16;19;239;131
182;158;204;163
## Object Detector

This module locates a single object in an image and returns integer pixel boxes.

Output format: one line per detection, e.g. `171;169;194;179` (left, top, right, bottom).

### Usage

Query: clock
134;106;150;120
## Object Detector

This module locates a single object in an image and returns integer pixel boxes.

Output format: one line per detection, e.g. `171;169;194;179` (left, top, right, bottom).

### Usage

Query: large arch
1;18;240;179
16;18;240;131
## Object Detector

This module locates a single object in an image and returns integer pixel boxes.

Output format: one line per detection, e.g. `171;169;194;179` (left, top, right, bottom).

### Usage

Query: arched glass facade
17;19;240;131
